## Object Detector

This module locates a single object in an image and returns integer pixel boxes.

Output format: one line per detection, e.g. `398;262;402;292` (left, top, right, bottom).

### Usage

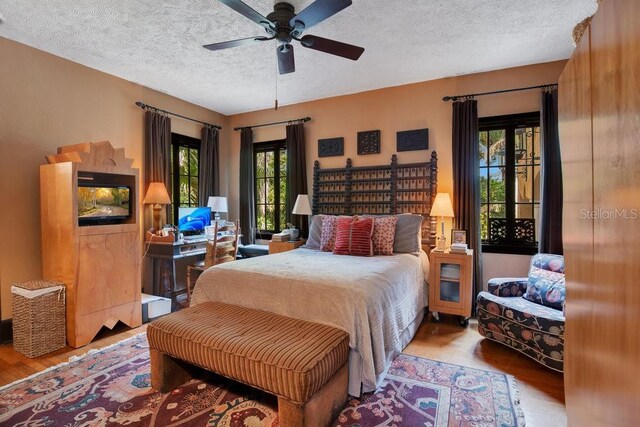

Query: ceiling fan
204;0;365;74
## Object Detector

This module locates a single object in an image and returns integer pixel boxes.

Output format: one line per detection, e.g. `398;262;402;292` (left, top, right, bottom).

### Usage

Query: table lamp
291;194;312;240
430;192;454;252
143;182;171;232
207;196;228;223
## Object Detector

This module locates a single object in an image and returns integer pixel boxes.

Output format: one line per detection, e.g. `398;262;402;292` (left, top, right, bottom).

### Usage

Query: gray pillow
302;214;324;249
393;214;423;253
363;214;423;253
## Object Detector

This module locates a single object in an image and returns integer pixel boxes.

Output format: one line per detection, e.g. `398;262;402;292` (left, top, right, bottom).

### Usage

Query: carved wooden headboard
312;151;438;249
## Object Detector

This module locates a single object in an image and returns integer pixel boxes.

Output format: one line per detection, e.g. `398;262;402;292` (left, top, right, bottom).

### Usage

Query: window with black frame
254;140;287;236
479;112;541;254
170;133;200;225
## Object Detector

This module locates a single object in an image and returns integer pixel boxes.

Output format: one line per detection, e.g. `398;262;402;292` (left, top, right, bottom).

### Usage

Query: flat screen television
78;184;131;226
178;207;211;234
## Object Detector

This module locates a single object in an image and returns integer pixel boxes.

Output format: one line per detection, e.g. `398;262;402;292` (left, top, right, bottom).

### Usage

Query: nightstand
268;239;306;254
429;249;474;327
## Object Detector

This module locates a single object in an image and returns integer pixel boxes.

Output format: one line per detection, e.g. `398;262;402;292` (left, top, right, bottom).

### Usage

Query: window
479;112;540;254
170;133;200;224
254;140;287;235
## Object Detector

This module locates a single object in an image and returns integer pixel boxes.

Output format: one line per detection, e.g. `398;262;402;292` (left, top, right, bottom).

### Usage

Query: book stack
271;232;291;242
449;243;469;254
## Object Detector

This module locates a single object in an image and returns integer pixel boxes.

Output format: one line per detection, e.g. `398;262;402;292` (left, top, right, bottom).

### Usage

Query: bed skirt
348;308;425;396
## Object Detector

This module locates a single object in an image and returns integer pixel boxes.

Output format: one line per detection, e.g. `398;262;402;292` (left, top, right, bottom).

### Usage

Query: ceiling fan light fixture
206;0;364;74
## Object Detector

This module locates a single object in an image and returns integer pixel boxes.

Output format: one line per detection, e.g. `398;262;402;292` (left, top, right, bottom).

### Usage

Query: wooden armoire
40;141;141;348
559;0;640;425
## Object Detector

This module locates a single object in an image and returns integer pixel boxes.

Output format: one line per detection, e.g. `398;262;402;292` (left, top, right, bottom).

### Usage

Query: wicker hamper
11;280;66;358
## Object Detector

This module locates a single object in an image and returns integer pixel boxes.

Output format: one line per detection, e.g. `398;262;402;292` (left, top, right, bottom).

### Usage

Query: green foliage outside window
170;135;200;223
255;143;287;233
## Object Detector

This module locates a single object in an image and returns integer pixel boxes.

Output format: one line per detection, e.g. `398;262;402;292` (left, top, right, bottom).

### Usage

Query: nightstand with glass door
429;249;474;327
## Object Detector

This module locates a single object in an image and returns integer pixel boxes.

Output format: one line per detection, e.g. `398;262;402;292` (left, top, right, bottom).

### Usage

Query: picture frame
451;229;467;244
357;130;381;155
397;128;429;152
318;137;344;157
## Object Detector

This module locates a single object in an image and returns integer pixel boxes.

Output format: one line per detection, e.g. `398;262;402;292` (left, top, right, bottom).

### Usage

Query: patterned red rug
0;334;525;426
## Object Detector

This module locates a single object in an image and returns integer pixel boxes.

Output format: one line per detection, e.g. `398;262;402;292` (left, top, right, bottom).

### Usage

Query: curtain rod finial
135;101;146;108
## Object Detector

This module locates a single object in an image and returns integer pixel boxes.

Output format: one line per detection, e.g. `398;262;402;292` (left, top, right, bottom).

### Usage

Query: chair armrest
487;278;528;297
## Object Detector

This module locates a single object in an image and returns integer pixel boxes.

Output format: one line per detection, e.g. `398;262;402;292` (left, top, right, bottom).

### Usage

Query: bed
191;153;438;396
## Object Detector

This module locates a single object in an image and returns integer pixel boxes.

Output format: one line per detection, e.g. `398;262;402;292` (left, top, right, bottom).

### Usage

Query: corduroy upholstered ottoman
147;302;349;427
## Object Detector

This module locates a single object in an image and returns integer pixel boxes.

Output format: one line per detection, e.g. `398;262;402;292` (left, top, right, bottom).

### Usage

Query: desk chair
185;220;240;306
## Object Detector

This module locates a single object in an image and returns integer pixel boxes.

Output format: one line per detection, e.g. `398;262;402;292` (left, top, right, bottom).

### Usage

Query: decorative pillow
302;214;324;250
529;265;564;283
333;217;374;256
531;254;565;274
372;216;398;255
320;215;351;252
523;276;566;310
393;214;423;253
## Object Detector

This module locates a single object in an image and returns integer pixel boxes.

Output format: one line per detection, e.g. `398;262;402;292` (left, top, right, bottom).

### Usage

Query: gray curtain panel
539;89;564;255
144;110;172;226
286;123;308;237
198;126;220;206
239;128;255;244
452;99;483;315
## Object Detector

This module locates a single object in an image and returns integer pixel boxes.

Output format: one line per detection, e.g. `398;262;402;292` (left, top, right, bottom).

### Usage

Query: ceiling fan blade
203;36;271;51
300;35;364;60
290;0;352;34
277;44;295;75
218;0;274;29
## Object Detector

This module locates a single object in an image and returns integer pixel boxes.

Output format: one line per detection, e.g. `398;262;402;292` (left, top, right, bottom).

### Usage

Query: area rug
0;334;525;426
336;355;525;427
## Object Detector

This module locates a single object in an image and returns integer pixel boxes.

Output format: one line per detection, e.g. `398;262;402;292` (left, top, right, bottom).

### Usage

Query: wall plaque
357;130;381;155
318;137;344;157
397;128;429;152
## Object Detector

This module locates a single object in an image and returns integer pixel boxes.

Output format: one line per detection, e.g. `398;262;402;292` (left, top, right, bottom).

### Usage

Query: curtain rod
135;101;222;130
442;83;558;102
233;117;311;131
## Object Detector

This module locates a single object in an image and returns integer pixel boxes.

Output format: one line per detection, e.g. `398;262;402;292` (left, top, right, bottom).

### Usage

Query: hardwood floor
0;315;565;426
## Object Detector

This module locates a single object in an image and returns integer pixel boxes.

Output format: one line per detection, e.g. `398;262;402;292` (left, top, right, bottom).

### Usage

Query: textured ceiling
0;0;597;115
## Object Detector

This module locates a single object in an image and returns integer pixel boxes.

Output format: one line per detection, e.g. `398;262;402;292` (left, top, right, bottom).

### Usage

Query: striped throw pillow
333;217;374;256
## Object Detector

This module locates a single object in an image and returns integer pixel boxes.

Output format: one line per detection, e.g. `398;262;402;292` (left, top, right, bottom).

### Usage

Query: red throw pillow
320;215;352;252
333;217;374;256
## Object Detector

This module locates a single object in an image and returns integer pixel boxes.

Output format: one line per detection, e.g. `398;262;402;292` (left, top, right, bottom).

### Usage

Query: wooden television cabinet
40;141;141;348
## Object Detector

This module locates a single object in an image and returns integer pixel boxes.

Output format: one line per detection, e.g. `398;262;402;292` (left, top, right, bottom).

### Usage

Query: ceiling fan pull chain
275;45;279;110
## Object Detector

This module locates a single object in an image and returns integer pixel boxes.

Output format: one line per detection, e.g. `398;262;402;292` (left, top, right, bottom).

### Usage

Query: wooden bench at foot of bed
147;302;350;427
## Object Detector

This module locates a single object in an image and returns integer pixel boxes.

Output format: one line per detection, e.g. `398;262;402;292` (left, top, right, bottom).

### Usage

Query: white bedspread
191;248;429;394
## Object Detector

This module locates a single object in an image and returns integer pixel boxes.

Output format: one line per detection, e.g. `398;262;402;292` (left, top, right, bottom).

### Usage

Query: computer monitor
177;207;211;234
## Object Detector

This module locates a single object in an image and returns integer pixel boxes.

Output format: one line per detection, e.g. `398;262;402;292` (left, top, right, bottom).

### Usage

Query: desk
144;240;207;306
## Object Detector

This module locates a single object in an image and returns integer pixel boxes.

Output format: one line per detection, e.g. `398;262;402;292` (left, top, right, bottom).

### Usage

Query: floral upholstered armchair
476;254;565;372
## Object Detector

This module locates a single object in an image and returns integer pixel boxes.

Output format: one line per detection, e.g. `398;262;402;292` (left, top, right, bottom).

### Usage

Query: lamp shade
430;193;454;217
207;196;228;212
292;194;312;215
143;182;171;205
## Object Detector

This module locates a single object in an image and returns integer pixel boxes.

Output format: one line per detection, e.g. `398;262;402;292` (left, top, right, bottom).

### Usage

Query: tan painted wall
0;37;230;319
228;61;566;215
228;60;566;284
